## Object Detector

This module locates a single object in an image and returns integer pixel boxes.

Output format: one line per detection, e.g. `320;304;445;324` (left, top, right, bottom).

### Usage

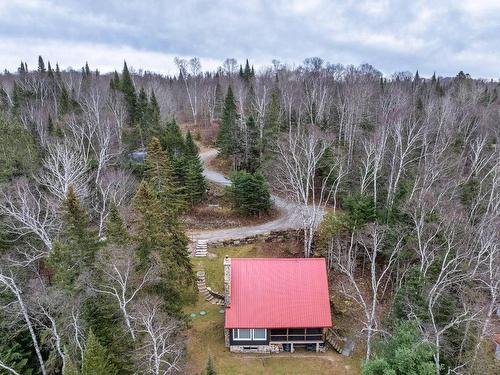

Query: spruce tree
132;180;194;309
63;355;79;375
149;89;162;138
47;62;54;78
145;137;183;213
216;86;240;161
264;87;281;151
161;120;188;195
244;115;260;172
161;119;185;158
48;186;101;288
136;87;149;145
0;84;8;112
225;171;272;216
55;63;61;80
183;131;207;204
38;56;45;73
18;61;25;74
414;70;420;83
105;202;128;245
81;330;118;375
132;180;167;265
204;356;217;375
184;130;198;158
243;59;252;81
110;71;120;90
120;61;137;125
59;85;70;116
214;80;223;119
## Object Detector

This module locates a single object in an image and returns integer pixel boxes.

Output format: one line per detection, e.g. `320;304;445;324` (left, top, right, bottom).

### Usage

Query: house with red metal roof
223;257;332;353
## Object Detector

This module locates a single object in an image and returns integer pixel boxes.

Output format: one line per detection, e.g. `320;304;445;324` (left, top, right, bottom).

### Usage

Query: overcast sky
1;0;499;78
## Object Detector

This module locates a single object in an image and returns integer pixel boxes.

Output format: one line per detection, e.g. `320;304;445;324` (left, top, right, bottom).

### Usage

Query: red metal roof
224;258;332;329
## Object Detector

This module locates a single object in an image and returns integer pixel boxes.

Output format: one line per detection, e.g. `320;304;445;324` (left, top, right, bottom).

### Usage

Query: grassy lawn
185;242;361;374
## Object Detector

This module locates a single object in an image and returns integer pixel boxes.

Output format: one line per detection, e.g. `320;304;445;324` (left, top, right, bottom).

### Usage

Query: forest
0;55;498;375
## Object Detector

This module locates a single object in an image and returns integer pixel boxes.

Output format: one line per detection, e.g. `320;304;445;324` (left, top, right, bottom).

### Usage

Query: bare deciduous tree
0;178;60;250
134;297;183;375
333;224;402;359
273;124;341;256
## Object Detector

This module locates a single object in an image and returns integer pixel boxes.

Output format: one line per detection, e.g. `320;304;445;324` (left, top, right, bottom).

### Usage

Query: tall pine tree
120;61;137;126
145;137;184;213
216;86;240;163
48;186;101;289
184;131;207;204
81;330;118;375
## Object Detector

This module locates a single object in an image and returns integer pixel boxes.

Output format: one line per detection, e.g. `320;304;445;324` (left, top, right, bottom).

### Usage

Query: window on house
233;329;251;340
253;329;267;340
232;329;267;341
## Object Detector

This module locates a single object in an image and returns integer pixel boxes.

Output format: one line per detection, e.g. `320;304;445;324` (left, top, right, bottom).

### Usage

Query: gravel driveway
188;149;325;242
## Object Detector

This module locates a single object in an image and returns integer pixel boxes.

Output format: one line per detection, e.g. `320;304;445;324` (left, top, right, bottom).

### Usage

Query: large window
232;329;267;341
253;329;267;341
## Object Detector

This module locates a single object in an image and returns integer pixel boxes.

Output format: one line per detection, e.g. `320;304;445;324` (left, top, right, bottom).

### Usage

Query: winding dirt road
188;148;325;242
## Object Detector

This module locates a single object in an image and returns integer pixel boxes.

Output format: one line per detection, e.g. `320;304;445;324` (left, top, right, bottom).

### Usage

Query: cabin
223;257;332;353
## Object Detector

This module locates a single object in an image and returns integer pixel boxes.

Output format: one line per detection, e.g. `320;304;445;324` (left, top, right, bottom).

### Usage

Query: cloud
0;0;498;78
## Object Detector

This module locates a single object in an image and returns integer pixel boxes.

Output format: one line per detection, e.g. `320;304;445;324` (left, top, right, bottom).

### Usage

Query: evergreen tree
214;80;223;119
204;356;217;375
47;63;54;79
12;81;24;117
81;330;118;375
105;202;128;245
244;115;260;172
264;87;281;150
362;321;435;375
136;87;149;146
414;70;420;83
149;89;161;137
55;63;61;80
0;84;8;112
216;86;240;161
81;295;133;373
184;130;198;158
84;62;91;77
120;61;137;125
183;131;207;204
225;171;272;216
145;137;184;213
161;119;185;158
243;59;252;81
48;186;101;288
37;56;45;73
59;85;71;116
110;71;120;90
132;180;194;309
63;355;79;375
47;114;54;135
18;61;25;74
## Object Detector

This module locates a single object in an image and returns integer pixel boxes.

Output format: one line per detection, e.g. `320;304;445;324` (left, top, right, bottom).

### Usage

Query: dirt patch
180;122;219;147
182;182;280;230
